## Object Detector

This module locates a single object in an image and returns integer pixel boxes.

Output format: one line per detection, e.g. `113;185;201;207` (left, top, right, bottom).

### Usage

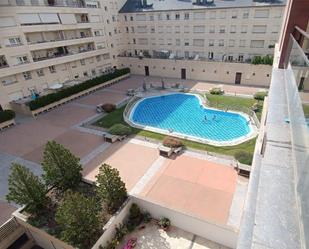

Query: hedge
108;124;132;136
234;151;253;165
163;136;183;148
28;68;130;111
0;110;15;123
254;91;268;101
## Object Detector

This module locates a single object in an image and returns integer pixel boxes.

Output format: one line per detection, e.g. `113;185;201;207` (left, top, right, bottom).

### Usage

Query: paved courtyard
0;75;253;225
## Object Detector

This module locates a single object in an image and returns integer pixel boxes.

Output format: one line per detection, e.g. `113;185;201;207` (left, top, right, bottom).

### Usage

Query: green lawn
303;104;309;117
206;94;263;120
94;96;260;161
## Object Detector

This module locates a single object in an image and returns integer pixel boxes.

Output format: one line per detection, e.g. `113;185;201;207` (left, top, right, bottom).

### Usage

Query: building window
209;26;215;33
250;40;265;48
175;26;180;33
184;40;189;46
49;65;56;73
23;71;32;80
238;55;244;62
149;15;154;21
36;69;44;77
229;40;235;47
83;71;88;77
124;15;127;21
150;27;155;33
209;40;214;46
130;16;133;21
231;10;238;18
133;38;136;44
210;11;216;19
96;55;101;62
252;25;267;33
239;40;246;47
208;52;214;59
131;27;134;33
243;9;249;19
219;40;224;47
17;56;28;64
219;26;225;33
104;6;107;11
166;14;170;20
176;39;181;46
254;9;270;18
175;14;180;20
158;14;162;20
241;25;247;33
9;37;22;46
184;13;189;20
220;11;226;19
230;25;236;33
80;59;85;65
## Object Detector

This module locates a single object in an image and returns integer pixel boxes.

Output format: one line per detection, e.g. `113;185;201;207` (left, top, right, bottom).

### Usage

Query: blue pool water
130;93;252;142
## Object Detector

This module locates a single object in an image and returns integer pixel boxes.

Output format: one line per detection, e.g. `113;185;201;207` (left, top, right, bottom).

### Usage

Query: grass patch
303;104;309;117
206;94;263;120
94;101;258;161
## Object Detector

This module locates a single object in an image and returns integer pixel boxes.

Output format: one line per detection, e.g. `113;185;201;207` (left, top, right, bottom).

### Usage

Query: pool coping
126;92;258;146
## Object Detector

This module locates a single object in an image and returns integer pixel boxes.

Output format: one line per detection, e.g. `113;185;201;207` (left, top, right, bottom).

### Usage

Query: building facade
0;0;286;109
118;0;285;62
0;0;125;109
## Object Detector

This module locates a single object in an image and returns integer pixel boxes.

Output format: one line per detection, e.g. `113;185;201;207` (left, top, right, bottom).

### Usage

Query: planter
0;119;15;131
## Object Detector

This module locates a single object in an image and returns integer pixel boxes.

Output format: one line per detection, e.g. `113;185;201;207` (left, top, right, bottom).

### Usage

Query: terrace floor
117;222;231;249
0;74;255;225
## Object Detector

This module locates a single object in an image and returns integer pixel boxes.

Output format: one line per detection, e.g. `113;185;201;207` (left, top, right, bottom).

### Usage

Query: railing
123;95;143;123
0;218;19;243
9;0;98;8
28;35;92;45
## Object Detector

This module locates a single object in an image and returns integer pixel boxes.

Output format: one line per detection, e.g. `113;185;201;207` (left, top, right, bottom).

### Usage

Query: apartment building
0;0;125;109
118;0;286;62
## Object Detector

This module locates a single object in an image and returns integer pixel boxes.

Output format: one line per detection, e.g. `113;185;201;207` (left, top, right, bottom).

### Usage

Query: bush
28;68;130;111
254;91;268;101
234;151;253;165
0;110;15;123
158;217;171;230
252;55;273;65
251;102;263;112
108;124;132;136
163;136;183;148
209;87;224;95
126;203;143;232
102;103;116;113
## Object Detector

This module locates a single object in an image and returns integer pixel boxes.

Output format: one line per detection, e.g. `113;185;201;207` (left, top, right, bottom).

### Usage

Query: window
23;71;32;80
138;38;148;45
83;71;88;77
231;10;238;18
150;27;155;33
130;16;133;21
133;38;136;44
193;25;205;33
184;26;190;33
124;15;127;21
80;59;85;65
184;39;189;46
158;26;163;33
96;55;101;62
193;39;204;47
210;11;216;19
104;6;107;11
49;65;56;73
131;27;134;33
254;9;269;18
230;25;236;33
184;13;189;20
272;25;280;33
112;15;116;22
250;40;265;48
241;25;247;33
208;52;214;59
94;30;102;36
166;26;172;33
136;14;146;21
209;26;215;33
175;14;180;20
252;25;267;33
158;38;164;45
36;69;44;77
8;37;22;46
16;56;28;64
229;40;235;47
126;27;129;33
243;9;249;19
219;26;225;33
166;14;170;20
176;39;181;46
238;55;244;62
137;26;147;33
239;40;246;47
158;14;162;20
91;69;96;76
194;12;205;20
167;39;172;45
149;15;154;21
219;40;224;47
273;9;282;18
209;40;214;46
175;26;180;33
220;11;226;19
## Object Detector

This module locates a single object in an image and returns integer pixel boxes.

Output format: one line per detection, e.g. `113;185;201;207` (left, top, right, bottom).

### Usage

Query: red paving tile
140;155;238;225
83;141;159;191
0;200;16;225
76;91;126;106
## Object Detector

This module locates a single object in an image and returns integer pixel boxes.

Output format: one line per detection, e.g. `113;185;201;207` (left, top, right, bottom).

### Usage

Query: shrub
251;102;263;112
102;103;116;113
0;110;15;123
126;203;143;232
234;151;253;165
158;217;171;230
28;68;130;111
252;55;273;65
163;136;183;148
209;87;224;95
254;91;268;101
108;124;132;136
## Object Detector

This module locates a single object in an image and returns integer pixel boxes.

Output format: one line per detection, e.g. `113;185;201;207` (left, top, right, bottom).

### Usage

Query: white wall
131;196;238;249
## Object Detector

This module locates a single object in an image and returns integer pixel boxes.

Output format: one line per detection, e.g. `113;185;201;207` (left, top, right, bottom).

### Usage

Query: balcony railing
32;47;95;62
27;35;92;45
9;0;98;8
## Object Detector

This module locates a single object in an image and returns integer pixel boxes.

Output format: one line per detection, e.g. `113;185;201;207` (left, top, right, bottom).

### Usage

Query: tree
6;163;49;214
55;191;101;249
42;141;82;191
96;164;127;213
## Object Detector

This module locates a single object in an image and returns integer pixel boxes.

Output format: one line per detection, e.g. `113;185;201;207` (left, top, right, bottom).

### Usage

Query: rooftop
119;0;286;13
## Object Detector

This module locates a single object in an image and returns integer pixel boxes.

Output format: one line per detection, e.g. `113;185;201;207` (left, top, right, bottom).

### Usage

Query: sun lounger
104;134;119;143
173;146;183;154
158;145;173;157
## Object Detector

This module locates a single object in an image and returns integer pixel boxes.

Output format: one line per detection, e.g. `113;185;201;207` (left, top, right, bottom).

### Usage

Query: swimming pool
129;93;256;145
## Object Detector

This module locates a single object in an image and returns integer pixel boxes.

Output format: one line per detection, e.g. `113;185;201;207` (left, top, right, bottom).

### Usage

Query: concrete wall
131;196;238;249
119;57;272;87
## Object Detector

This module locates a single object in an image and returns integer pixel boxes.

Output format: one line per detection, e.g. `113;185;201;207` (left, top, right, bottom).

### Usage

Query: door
235;72;242;84
181;68;186;79
145;66;149;76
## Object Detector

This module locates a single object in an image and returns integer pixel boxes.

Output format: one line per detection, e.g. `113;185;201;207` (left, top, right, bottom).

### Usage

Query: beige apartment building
0;0;286;109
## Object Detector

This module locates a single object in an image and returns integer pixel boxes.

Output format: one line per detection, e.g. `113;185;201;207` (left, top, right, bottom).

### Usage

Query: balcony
32;44;95;62
11;0;98;8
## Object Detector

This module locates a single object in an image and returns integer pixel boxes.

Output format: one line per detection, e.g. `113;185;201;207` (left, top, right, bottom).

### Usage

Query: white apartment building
0;0;126;109
118;0;286;62
0;0;286;109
